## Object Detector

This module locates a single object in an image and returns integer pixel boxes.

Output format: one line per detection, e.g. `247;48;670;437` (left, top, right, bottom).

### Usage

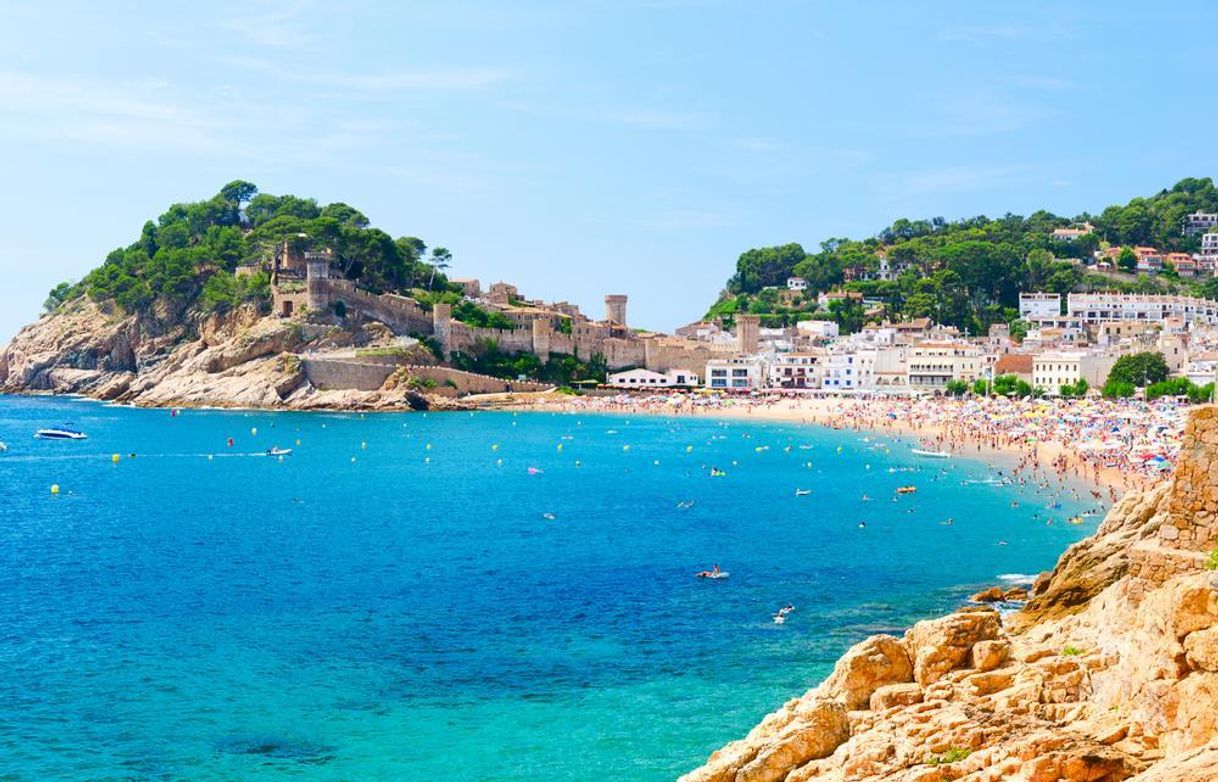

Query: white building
768;353;823;389
607;368;699;388
819;349;876;392
796;320;840;339
705;357;766;390
786;277;808;291
1184;211;1218;235
1066;293;1218;327
1019;292;1062;321
1032;351;1117;395
907;342;984;391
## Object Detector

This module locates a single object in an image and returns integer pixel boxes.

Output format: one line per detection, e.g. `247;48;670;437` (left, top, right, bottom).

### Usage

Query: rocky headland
0;296;463;411
681;407;1218;782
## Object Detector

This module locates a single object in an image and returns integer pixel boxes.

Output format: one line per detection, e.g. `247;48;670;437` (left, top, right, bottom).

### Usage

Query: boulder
821;634;913;710
870;683;923;710
970;586;1005;603
736;699;849;782
970;639;1010;672
1185;626;1218;672
905;607;1001;685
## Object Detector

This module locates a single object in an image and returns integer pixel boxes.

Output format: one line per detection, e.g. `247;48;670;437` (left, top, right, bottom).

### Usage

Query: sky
1;0;1217;342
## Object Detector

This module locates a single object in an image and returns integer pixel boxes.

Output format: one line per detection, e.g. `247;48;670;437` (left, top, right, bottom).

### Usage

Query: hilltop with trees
707;177;1218;334
55;180;450;316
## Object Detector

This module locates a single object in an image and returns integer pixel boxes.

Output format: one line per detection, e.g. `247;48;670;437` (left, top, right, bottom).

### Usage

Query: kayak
696;571;730;579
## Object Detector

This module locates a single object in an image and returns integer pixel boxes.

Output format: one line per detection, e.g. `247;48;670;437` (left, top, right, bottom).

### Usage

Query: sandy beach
471;391;1187;497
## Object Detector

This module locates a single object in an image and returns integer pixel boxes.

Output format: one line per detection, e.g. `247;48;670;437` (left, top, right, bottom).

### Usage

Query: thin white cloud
220;0;319;48
222;56;512;92
606;109;709;130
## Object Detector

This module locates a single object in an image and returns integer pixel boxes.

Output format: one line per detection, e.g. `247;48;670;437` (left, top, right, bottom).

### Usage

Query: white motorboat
910;448;950;459
267;447;293;457
35;425;87;441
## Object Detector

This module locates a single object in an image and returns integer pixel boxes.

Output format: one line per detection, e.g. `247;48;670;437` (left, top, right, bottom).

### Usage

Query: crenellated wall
319;279;433;335
1127;405;1218;592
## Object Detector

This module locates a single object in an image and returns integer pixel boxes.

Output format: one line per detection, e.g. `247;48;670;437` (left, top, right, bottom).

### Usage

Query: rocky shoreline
0;298;467;413
681;408;1218;782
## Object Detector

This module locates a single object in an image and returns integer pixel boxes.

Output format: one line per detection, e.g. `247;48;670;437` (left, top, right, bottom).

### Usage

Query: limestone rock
821;634;913;710
970;586;1005;603
870;683;923;710
904;607;1001;685
970;639;1010;672
1184;626;1218;672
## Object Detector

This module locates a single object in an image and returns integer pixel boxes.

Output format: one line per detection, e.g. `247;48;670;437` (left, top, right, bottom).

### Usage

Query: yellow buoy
361;441;367;450
685;445;693;453
251;427;257;436
492;444;499;452
50;484;60;495
295;439;301;446
557;443;563;452
425;443;432;451
111;453;120;463
623;445;630;452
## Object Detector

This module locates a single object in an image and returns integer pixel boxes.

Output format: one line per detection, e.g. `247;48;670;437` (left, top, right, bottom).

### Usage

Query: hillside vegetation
708;177;1218;332
48;181;449;316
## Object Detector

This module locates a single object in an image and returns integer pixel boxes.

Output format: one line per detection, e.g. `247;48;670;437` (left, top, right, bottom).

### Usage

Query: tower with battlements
605;294;628;326
737;314;760;354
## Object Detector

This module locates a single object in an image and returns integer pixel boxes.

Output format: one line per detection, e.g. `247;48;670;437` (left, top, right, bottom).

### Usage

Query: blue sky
1;0;1216;341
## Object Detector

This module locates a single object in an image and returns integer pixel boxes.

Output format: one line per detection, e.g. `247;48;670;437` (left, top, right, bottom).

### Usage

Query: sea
0;395;1097;781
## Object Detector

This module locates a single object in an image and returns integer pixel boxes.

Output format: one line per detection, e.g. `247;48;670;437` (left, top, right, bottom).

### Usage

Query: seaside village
263;211;1218;400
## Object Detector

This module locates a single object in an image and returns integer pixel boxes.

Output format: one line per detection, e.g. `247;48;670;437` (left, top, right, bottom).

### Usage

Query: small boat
911;448;950;459
696;570;730;579
35;425;87;440
895;486;917;495
266;447;292;456
0;441;7;452
794;489;812;496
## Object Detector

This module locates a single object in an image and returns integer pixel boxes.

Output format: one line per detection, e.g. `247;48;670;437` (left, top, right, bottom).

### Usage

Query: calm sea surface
0;395;1095;781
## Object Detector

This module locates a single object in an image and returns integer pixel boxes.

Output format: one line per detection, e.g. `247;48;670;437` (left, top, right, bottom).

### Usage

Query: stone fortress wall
291;261;741;379
1127;405;1218;592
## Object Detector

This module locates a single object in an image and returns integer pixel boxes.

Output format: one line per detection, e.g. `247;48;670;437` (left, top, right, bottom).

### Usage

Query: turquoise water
0;396;1096;781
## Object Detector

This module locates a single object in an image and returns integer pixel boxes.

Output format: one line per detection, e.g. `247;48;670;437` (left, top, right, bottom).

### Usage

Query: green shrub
1205;549;1218;571
927;747;972;765
1061;645;1083;657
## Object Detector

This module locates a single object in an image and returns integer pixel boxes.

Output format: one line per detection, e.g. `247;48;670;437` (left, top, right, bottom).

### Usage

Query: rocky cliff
682;407;1218;782
0;297;448;411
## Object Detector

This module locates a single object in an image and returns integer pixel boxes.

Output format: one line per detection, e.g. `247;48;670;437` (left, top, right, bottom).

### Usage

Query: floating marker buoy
227;438;234;447
111;453;120;463
492;444;499;452
653;460;660;466
865;464;871;470
623;445;630;452
575;460;582;467
685;445;693;453
557;444;563;452
251;427;257;436
351;456;356;463
361;441;367;450
295;439;301;446
424;457;431;464
50;484;59;495
425;443;432;451
496;458;503;466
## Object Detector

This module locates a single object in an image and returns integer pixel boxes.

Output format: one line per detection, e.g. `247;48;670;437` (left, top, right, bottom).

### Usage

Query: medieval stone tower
305;254;330;312
605;294;628;326
737;314;761;354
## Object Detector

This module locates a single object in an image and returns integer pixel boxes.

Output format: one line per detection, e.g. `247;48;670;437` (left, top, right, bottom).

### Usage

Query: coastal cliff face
682;407;1218;782
0;298;446;411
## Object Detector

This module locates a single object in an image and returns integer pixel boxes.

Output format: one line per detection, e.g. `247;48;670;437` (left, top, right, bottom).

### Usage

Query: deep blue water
0;396;1096;781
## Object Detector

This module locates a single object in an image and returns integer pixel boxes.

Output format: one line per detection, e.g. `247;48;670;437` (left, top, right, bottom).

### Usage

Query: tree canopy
708;178;1218;334
61;181;444;314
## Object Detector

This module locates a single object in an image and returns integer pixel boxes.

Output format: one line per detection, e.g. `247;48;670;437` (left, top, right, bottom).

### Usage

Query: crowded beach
489;392;1186;496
